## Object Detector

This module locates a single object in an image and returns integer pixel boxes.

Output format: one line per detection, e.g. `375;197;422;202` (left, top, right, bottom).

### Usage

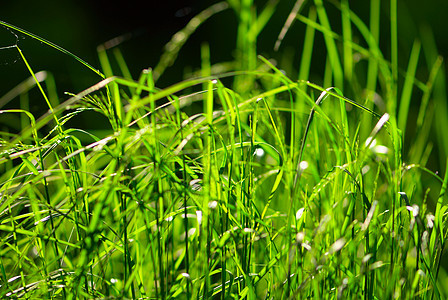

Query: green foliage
1;0;447;299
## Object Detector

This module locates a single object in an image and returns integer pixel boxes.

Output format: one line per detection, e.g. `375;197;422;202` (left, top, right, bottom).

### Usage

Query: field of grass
1;0;448;299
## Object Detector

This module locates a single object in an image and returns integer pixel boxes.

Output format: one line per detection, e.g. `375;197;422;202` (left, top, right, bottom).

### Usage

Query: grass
1;0;448;298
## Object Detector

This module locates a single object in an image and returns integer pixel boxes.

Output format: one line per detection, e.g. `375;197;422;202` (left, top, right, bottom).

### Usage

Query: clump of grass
1;1;447;299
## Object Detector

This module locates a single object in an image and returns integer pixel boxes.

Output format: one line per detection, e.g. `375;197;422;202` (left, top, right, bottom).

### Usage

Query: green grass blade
0;20;104;78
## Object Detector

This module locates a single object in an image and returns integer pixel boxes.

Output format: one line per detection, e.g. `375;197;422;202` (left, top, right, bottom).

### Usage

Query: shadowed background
1;0;447;91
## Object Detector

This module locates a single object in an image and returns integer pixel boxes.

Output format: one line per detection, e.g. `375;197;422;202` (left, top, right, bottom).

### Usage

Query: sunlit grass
1;1;447;299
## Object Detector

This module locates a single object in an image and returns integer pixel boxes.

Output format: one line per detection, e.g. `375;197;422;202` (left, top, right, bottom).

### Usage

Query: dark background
1;0;447;145
1;0;447;93
1;0;205;94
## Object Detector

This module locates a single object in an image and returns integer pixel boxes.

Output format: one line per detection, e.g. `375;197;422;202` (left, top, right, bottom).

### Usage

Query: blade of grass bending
9;77;115;145
0;20;104;78
305;81;382;119
0;110;38;144
292;88;334;193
